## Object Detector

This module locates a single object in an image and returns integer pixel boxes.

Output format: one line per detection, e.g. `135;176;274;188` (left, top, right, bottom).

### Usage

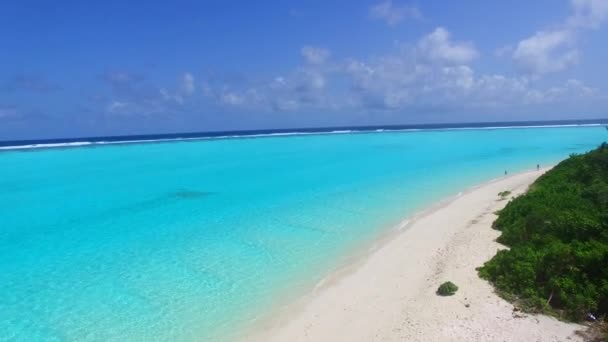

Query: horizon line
1;117;607;150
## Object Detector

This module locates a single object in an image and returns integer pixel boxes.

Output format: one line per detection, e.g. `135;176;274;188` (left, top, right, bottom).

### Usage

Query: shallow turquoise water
1;126;606;341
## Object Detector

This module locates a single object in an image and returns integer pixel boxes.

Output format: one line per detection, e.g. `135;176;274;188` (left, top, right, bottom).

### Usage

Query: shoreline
243;168;586;342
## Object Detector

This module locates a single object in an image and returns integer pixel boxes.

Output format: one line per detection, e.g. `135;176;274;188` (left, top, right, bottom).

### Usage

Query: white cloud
220;92;244;106
104;100;169;116
180;72;195;95
441;65;475;90
541;78;599;102
370;0;421;26
107;101;128;113
512;30;578;74
296;70;326;90
346;56;479;110
511;0;608;75
102;71;197;116
202;48;336;112
273;99;300;111
417;27;479;64
301;46;330;64
207;69;329;112
201;27;602;114
340;33;600;111
568;0;608;29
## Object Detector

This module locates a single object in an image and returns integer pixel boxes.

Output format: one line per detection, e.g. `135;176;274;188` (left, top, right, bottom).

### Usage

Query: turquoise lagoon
1;126;606;341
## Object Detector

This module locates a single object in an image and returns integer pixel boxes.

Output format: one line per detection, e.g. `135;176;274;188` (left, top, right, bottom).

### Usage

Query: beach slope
247;169;585;342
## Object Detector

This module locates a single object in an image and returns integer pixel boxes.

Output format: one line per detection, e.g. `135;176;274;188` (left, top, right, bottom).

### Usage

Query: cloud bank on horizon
1;0;607;139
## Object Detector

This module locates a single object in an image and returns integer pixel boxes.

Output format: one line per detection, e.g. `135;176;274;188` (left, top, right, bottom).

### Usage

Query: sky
1;0;608;140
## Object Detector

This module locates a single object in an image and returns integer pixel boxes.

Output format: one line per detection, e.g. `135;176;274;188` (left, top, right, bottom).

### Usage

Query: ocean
1;123;606;341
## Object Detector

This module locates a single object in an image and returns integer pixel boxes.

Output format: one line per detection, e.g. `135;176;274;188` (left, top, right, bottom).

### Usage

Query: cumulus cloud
180;72;195;95
512;30;578;74
220;92;245;106
512;0;608;75
301;46;330;64
345;56;479;110
201;26;600;114
101;70;196;116
370;0;421;26
417;27;479;64
568;0;608;29
203;68;331;112
338;27;479;110
295;69;326;91
106;101;129;113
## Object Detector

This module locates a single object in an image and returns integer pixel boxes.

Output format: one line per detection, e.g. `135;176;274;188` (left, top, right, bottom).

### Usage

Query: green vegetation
479;143;608;322
437;281;459;296
498;190;512;200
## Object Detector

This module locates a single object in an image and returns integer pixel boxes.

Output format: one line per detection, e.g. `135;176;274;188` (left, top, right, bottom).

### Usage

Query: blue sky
1;0;607;140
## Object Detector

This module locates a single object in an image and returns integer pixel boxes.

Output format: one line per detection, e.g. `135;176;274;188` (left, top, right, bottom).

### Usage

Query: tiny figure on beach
537;164;540;171
504;170;507;176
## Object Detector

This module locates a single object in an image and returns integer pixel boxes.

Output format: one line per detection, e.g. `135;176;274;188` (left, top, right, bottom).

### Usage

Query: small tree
437;281;459;296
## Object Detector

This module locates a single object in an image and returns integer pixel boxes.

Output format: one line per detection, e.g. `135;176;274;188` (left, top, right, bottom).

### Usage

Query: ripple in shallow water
170;190;214;199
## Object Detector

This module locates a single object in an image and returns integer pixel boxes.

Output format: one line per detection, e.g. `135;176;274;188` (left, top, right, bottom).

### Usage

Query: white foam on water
0;123;604;151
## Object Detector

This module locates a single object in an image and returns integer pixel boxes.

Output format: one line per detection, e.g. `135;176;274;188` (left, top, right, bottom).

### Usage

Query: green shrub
479;143;608;321
498;190;512;200
437;281;459;296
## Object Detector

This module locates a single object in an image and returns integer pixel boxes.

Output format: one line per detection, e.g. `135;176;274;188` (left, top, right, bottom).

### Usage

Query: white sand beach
246;169;586;342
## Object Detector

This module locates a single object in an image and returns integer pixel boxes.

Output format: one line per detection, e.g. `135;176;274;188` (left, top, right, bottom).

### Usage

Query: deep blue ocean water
1;123;607;341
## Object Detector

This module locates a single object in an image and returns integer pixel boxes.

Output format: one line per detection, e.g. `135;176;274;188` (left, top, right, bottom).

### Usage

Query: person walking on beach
537;164;540;171
504;170;507;176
